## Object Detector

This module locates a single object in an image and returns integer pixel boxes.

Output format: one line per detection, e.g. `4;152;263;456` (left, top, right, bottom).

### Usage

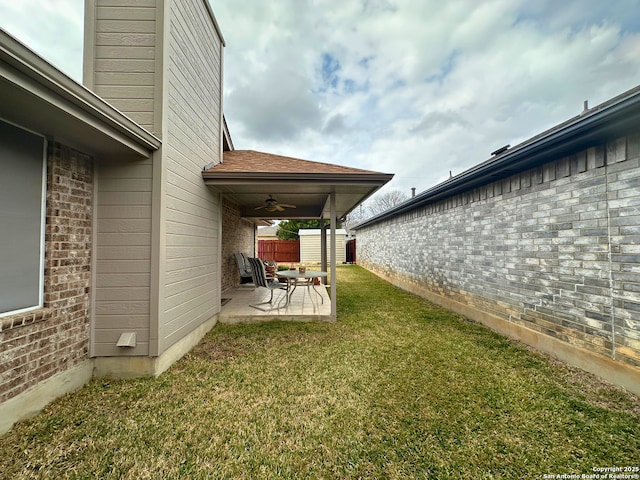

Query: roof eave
203;171;394;185
0;28;161;158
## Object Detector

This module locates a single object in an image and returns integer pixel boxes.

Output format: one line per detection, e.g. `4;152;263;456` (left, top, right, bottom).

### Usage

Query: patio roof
202;150;393;220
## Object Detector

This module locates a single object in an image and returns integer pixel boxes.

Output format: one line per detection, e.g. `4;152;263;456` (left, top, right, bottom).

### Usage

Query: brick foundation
0;143;93;404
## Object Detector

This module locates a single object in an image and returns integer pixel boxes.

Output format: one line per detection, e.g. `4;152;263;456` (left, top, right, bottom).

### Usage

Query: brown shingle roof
209;150;383;175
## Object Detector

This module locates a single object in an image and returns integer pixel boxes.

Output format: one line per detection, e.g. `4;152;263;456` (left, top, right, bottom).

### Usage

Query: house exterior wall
257;226;278;241
85;0;225;359
0;142;93;405
221;199;256;292
2;0;226;432
257;234;278;241
92;156;153;356
84;0;160;134
160;0;224;353
357;134;640;391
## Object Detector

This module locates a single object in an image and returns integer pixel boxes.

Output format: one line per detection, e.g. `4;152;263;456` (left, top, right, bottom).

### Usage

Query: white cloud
0;0;84;80
214;0;640;198
3;0;640;200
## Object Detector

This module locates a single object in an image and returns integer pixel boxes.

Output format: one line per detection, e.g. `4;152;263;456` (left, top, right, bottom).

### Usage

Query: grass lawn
1;266;638;479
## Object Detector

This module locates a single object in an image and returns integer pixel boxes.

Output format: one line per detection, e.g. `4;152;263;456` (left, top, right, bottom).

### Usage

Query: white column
330;192;337;318
321;225;327;283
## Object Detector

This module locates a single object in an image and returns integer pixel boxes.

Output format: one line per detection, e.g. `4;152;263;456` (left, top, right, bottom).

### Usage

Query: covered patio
203;150;393;321
218;281;331;323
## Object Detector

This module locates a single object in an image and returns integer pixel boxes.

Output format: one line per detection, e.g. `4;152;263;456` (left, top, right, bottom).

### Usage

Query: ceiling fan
254;195;297;212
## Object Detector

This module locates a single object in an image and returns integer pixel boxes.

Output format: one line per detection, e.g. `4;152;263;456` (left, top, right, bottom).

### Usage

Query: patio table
277;270;328;309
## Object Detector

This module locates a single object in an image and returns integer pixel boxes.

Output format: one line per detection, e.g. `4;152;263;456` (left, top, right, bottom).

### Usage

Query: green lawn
1;266;638;479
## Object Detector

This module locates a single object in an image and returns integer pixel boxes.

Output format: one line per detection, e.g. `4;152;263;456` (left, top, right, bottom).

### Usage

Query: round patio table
277;270;328;308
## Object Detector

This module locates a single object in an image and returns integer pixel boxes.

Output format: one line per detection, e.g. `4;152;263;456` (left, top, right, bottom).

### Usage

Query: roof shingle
208;150;385;175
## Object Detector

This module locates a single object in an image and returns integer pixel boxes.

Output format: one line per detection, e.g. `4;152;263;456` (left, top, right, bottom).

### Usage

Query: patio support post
321;224;327;283
330;192;337;318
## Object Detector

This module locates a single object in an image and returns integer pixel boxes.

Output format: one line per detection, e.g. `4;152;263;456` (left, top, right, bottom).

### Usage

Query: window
0;120;46;317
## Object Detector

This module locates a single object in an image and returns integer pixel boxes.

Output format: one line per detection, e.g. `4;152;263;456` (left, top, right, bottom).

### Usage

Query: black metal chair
247;257;288;311
234;252;253;284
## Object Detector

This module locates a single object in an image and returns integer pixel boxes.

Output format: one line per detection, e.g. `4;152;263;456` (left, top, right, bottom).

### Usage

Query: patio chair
247;257;288;311
234;252;253;284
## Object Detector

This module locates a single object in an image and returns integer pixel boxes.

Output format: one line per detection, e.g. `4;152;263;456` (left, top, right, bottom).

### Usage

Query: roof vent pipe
582;100;589;114
411;187;416;197
491;145;510;156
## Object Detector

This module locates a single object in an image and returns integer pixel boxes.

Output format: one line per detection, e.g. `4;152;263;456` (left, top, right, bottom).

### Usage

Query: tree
367;189;409;216
342;189;410;230
276;220;326;240
342;208;367;232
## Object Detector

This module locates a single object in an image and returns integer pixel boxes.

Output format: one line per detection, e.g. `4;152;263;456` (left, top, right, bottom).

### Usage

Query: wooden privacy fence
258;240;300;263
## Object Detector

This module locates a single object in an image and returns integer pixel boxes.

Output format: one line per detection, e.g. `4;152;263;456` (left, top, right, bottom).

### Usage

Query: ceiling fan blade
255;196;296;212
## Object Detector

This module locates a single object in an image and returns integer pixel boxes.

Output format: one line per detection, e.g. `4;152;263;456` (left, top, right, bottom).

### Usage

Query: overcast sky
2;0;640;201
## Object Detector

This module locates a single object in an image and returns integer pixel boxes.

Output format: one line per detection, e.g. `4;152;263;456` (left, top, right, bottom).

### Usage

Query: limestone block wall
0;143;93;403
357;133;640;373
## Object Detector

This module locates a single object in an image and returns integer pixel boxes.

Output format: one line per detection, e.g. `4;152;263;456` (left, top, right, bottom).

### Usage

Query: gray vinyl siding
160;0;223;352
93;158;153;356
90;0;158;132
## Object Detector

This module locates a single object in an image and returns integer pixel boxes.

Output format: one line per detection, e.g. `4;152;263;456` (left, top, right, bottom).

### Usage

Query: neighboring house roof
257;225;279;237
203;150;393;220
354;84;640;229
0;29;161;159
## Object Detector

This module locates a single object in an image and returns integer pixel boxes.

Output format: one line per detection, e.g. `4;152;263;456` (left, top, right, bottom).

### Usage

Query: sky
2;0;640;203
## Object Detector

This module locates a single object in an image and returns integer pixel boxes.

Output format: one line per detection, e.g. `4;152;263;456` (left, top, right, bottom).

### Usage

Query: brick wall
357;133;640;369
0;143;93;403
221;199;256;292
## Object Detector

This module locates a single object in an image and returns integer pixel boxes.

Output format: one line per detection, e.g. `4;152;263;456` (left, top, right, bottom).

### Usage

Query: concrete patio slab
219;282;334;323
